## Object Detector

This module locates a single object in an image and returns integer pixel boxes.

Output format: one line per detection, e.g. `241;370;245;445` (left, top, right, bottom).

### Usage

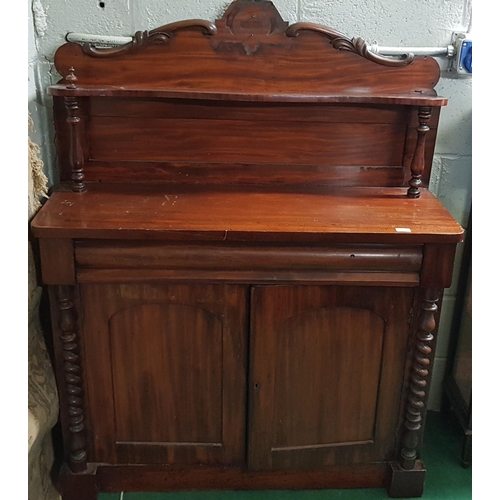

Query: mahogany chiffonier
31;1;464;498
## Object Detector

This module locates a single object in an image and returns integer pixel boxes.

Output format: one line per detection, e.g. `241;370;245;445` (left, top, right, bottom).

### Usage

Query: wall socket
450;32;472;76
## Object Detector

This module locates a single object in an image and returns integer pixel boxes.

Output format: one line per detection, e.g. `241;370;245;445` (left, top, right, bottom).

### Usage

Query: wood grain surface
52;97;440;188
51;33;444;101
80;283;247;465
248;285;414;470
32;184;463;244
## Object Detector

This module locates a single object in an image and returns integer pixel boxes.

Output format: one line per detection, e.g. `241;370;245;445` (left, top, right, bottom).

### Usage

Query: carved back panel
49;0;445;189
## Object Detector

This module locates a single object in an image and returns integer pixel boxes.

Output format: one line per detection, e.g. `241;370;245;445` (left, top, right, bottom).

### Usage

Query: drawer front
75;241;422;286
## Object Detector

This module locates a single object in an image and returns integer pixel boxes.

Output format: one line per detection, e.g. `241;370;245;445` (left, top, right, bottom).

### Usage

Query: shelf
47;84;447;106
32;184;463;244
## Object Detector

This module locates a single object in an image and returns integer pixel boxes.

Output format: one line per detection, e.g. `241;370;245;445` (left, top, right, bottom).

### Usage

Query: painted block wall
29;0;472;410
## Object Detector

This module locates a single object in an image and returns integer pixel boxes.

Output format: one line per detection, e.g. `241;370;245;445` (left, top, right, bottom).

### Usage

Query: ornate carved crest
212;0;290;55
79;0;413;66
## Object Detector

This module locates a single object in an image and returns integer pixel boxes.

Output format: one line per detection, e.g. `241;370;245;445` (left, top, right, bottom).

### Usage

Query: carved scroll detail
77;3;415;64
286;23;415;67
407;106;432;198
56;285;88;473
82;20;217;58
400;288;439;470
64;69;86;193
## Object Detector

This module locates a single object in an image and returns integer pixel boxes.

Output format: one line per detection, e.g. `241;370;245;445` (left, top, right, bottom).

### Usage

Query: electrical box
451;32;472;76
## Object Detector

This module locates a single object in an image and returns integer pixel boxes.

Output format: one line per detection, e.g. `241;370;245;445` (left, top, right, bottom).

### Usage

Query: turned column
407;106;432;199
56;285;88;473
64;67;86;193
400;288;440;469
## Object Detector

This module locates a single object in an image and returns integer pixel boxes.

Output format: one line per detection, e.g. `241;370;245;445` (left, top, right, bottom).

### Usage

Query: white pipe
369;42;455;58
65;32;456;57
66;32;133;46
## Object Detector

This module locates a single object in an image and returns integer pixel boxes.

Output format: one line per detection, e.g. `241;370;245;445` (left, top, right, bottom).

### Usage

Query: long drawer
74;241;422;286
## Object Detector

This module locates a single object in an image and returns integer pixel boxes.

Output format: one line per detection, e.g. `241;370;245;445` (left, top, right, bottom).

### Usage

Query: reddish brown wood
111;305;223;443
75;241;422;271
31;2;465;498
70;162;407;187
49;87;447;105
248;285;413;471
64;97;85;192
402;107;440;188
386;461;426;498
211;0;288;55
31;185;463;244
88;117;406;166
65;67;78;89
50;0;444;100
82;20;217;58
407;107;432;198
50;97;443;189
48;287;94;465
49;48;445;102
58;464;98;500
97;463;388;492
55;285;88;472
74;238;422;284
400;288;440;470
420;243;457;288
63;86;86;193
76;269;419;286
89;98;413;121
53;97;437;187
285;23;414;67
79;283;247;466
38;238;75;284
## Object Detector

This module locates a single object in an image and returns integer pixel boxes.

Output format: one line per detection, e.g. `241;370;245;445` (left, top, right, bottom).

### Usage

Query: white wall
29;0;472;410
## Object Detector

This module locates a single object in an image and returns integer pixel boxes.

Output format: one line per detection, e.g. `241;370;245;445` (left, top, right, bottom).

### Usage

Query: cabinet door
248;285;414;470
80;283;247;465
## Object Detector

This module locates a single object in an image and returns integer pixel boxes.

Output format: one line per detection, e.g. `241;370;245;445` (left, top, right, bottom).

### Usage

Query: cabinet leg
386;460;426;498
58;464;99;500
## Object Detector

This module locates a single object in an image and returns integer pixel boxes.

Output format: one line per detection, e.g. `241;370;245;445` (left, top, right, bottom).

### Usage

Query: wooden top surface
31;184;463;244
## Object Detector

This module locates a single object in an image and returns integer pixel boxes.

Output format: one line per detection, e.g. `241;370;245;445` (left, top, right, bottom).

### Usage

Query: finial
66;67;78;89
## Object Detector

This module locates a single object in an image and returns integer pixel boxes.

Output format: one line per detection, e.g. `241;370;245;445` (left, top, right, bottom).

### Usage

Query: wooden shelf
47;84;447;106
32;184;463;244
